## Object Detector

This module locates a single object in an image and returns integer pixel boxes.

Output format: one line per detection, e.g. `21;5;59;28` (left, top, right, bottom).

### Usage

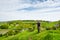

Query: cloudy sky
0;0;60;21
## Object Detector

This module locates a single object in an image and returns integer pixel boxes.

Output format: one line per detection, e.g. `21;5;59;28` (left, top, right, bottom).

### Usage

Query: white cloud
0;0;60;21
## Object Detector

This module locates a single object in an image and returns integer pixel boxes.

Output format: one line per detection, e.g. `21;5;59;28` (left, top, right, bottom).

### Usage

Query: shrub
5;30;16;36
0;34;2;37
28;28;34;32
0;24;8;29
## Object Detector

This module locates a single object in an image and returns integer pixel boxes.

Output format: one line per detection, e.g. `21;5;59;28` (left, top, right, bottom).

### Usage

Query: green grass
0;20;60;40
0;30;60;40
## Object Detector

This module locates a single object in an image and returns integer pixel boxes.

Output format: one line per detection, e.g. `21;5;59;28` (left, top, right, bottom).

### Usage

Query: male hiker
37;21;40;33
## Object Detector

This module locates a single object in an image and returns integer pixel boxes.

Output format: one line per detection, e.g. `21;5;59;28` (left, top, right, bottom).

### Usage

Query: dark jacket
37;22;40;27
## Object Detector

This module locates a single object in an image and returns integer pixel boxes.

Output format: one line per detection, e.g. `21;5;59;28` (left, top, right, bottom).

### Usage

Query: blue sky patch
18;7;39;11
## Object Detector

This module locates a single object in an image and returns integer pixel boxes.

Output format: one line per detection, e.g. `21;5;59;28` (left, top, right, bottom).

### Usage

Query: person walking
37;21;40;33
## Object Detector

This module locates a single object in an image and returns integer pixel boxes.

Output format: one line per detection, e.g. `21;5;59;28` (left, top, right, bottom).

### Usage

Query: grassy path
0;30;60;40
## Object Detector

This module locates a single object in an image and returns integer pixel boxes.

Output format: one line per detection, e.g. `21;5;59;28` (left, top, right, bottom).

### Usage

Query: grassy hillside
0;30;60;40
0;20;60;40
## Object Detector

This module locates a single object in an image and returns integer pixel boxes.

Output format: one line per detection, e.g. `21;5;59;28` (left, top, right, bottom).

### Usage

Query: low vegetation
0;20;60;40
